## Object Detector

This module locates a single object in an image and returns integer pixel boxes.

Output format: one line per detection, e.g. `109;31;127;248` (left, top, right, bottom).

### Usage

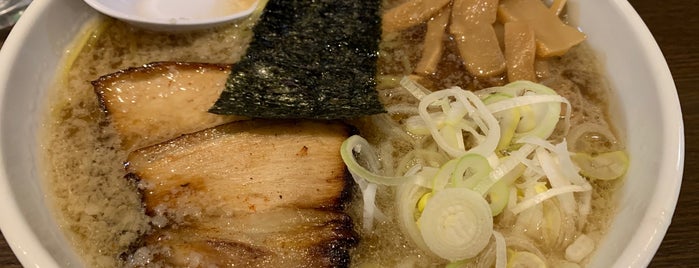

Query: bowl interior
0;0;683;267
0;0;93;266
574;1;683;266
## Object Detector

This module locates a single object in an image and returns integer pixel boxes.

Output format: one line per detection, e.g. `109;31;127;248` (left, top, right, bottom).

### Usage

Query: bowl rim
0;0;685;267
605;0;684;266
0;0;65;267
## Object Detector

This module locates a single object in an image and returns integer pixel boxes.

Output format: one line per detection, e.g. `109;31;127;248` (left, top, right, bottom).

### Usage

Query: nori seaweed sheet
208;0;385;119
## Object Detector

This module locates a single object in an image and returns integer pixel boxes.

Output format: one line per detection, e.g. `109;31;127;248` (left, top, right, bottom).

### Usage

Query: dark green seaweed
208;0;385;119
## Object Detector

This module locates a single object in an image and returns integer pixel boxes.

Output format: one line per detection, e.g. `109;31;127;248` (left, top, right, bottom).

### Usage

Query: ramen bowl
0;0;683;267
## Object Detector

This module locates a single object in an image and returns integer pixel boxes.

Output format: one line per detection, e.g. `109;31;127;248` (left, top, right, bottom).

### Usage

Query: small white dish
83;0;259;31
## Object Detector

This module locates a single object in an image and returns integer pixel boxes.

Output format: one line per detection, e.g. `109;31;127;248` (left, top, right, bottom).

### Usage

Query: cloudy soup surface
40;0;626;266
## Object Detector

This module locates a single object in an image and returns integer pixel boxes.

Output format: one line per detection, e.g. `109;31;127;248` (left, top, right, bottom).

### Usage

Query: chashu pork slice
142;208;357;267
92;62;244;152
127;119;352;217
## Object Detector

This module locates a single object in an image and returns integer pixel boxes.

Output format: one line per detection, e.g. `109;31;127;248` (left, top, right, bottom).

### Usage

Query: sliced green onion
553;140;589;186
473;144;536;195
493;231;507;268
566;122;621;153
536;147;577;214
396;182;432;253
508;250;547;268
404;115;433;136
517;104;538;133
565;234;595;263
486;80;572;140
488;179;511;216
485;156;525;216
341;135;415;186
571;151;629;180
400;75;431;100
417;87;501;158
419;188;493;261
483;93;521;153
339;80;618;263
450;153;492;189
385;103;419;116
431;158;460;191
396;148;450;176
578;190;593;223
361;182;380;231
510;184;591;215
490;94;570;140
517;135;557;151
542;199;564;249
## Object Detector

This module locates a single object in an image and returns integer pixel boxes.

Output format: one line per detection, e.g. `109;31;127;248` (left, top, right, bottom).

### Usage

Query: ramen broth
41;1;623;267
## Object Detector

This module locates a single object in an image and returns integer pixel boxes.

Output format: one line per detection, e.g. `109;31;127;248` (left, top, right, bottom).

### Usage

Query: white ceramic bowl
0;0;684;267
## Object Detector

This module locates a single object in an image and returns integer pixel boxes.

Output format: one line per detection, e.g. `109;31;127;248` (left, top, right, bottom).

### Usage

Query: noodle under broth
40;0;624;267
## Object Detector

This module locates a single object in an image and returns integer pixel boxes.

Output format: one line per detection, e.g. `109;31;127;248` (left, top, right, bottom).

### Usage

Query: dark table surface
1;0;698;267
